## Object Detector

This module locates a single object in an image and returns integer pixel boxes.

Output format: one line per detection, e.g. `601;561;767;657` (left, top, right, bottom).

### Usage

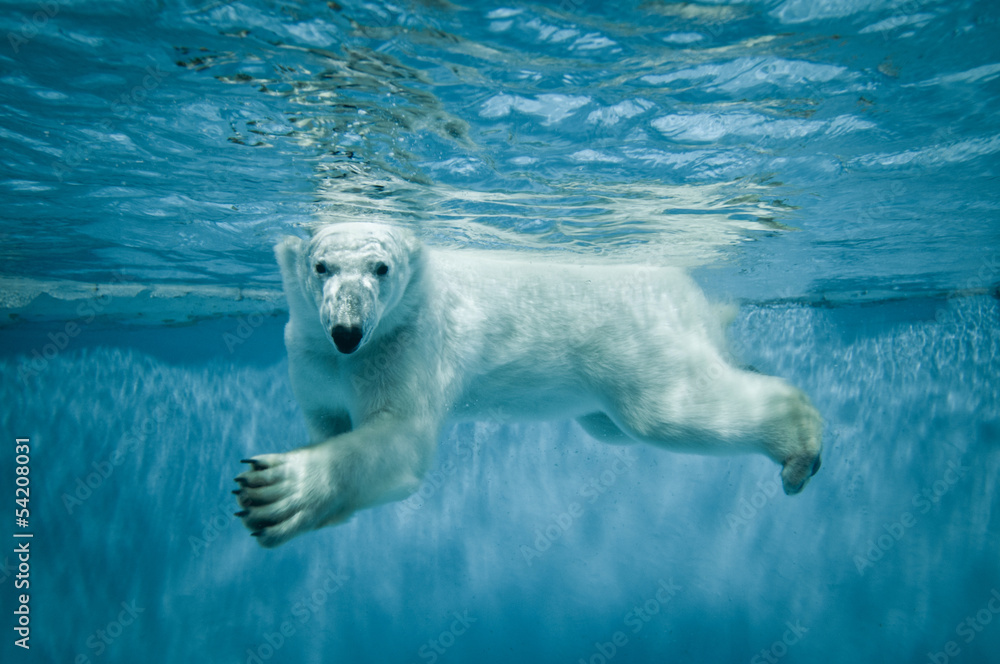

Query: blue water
1;1;999;662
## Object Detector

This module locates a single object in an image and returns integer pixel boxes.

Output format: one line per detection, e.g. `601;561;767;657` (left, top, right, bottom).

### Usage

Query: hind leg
603;361;822;494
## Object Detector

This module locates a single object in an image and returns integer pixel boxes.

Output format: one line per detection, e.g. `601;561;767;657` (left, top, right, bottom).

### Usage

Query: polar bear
234;221;822;547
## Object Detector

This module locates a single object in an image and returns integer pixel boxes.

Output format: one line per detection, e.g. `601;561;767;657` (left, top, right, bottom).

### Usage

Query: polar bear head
277;222;421;354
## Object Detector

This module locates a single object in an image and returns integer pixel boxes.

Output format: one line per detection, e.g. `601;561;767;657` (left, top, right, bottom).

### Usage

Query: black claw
234;477;248;487
251;530;263;538
241;458;265;470
231;489;241;495
234;510;249;518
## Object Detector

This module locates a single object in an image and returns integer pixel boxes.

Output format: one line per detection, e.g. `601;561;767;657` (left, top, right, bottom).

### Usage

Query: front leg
234;417;437;548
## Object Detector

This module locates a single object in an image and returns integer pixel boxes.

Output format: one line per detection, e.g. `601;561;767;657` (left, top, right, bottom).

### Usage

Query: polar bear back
424;249;732;423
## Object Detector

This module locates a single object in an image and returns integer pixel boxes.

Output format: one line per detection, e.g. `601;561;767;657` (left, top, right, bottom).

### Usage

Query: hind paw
781;451;822;495
772;387;823;495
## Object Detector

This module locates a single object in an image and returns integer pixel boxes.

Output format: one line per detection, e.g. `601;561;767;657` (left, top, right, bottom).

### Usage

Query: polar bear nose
332;325;363;354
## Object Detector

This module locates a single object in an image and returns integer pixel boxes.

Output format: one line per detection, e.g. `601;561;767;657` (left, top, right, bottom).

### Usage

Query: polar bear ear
398;228;423;260
299;220;326;237
275;236;305;286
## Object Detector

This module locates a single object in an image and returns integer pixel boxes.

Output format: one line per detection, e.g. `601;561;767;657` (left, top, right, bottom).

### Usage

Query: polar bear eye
375;262;389;277
315;263;327;274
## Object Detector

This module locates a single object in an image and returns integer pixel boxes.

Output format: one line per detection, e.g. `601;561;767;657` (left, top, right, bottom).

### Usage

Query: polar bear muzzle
331;325;363;354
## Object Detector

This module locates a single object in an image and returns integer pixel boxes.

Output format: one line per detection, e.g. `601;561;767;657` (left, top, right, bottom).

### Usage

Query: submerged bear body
235;222;822;547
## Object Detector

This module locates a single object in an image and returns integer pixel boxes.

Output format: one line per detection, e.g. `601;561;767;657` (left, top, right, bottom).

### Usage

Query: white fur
235;222;822;547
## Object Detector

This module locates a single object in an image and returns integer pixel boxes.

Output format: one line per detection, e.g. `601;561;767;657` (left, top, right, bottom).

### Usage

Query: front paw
233;447;349;548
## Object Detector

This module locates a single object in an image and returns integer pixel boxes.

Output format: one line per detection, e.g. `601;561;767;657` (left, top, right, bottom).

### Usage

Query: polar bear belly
450;367;603;423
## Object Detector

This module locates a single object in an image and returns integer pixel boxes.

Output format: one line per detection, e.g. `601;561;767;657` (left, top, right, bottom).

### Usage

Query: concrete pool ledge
0;277;286;327
0;276;995;328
